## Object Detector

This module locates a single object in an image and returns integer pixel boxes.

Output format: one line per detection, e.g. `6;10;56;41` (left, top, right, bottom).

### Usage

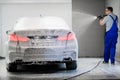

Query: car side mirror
6;30;13;35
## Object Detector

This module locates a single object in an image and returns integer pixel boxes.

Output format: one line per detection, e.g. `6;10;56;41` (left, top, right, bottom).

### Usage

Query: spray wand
97;14;107;20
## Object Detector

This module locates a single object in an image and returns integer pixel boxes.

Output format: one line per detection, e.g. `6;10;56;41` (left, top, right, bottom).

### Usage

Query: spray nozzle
97;15;107;20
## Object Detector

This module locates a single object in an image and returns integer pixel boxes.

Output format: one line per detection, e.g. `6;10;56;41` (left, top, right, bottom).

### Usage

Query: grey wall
0;6;2;55
106;0;120;61
72;0;105;57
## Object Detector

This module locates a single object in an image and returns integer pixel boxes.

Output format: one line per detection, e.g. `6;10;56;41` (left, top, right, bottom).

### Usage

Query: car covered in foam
6;17;78;71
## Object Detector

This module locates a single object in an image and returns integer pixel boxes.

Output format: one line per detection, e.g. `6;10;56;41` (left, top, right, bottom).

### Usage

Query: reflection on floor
0;58;120;80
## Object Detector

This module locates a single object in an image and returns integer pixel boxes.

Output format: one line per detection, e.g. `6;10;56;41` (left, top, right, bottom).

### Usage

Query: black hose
64;59;102;80
65;32;71;51
15;33;21;54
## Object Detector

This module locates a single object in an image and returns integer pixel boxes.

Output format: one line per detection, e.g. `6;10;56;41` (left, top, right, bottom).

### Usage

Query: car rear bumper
8;48;78;63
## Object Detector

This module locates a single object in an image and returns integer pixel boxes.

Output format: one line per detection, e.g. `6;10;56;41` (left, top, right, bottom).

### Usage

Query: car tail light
9;34;29;42
57;33;75;41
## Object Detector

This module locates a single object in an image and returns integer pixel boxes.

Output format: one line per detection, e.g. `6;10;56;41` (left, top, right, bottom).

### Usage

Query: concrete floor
0;58;120;80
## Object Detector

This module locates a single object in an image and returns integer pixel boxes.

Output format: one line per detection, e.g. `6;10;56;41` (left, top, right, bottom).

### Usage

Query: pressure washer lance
97;15;107;20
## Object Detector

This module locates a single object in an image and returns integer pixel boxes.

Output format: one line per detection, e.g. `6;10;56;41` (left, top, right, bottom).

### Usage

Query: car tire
66;61;77;70
7;63;17;72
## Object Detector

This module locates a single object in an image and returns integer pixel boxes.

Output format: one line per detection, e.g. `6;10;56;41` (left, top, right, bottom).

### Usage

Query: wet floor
0;58;120;80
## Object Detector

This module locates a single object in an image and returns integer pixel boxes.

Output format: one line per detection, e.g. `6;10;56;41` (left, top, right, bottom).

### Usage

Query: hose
15;33;21;55
64;59;102;80
64;32;71;51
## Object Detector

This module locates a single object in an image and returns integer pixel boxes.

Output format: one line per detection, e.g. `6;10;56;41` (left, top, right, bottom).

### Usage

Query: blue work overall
104;15;118;63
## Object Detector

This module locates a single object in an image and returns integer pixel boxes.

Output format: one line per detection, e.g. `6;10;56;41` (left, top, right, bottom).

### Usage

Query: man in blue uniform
99;7;118;65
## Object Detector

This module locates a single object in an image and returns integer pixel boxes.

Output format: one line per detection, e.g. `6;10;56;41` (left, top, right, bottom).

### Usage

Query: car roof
13;17;70;31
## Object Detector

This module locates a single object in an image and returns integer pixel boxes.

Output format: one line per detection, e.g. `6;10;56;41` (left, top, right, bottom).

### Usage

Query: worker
99;7;118;65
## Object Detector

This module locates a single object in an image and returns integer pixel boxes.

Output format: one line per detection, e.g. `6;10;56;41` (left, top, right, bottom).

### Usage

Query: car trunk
13;29;72;48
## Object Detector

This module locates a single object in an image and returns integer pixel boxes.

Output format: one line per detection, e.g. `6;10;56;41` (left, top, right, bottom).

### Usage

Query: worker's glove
97;15;107;20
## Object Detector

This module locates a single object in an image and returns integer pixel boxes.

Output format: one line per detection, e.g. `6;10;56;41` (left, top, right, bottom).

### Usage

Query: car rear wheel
66;61;77;70
7;63;17;72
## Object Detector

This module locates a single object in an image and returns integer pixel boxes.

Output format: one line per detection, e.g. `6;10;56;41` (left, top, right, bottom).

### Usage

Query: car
6;17;78;72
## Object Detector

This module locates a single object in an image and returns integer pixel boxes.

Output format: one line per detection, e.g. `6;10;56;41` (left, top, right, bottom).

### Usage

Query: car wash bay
0;0;120;80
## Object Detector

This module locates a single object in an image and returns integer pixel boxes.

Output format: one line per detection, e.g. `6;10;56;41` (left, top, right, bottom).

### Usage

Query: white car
6;17;78;72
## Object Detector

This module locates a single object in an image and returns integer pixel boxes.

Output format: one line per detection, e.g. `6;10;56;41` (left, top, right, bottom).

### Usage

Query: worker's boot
111;62;115;65
103;61;109;64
